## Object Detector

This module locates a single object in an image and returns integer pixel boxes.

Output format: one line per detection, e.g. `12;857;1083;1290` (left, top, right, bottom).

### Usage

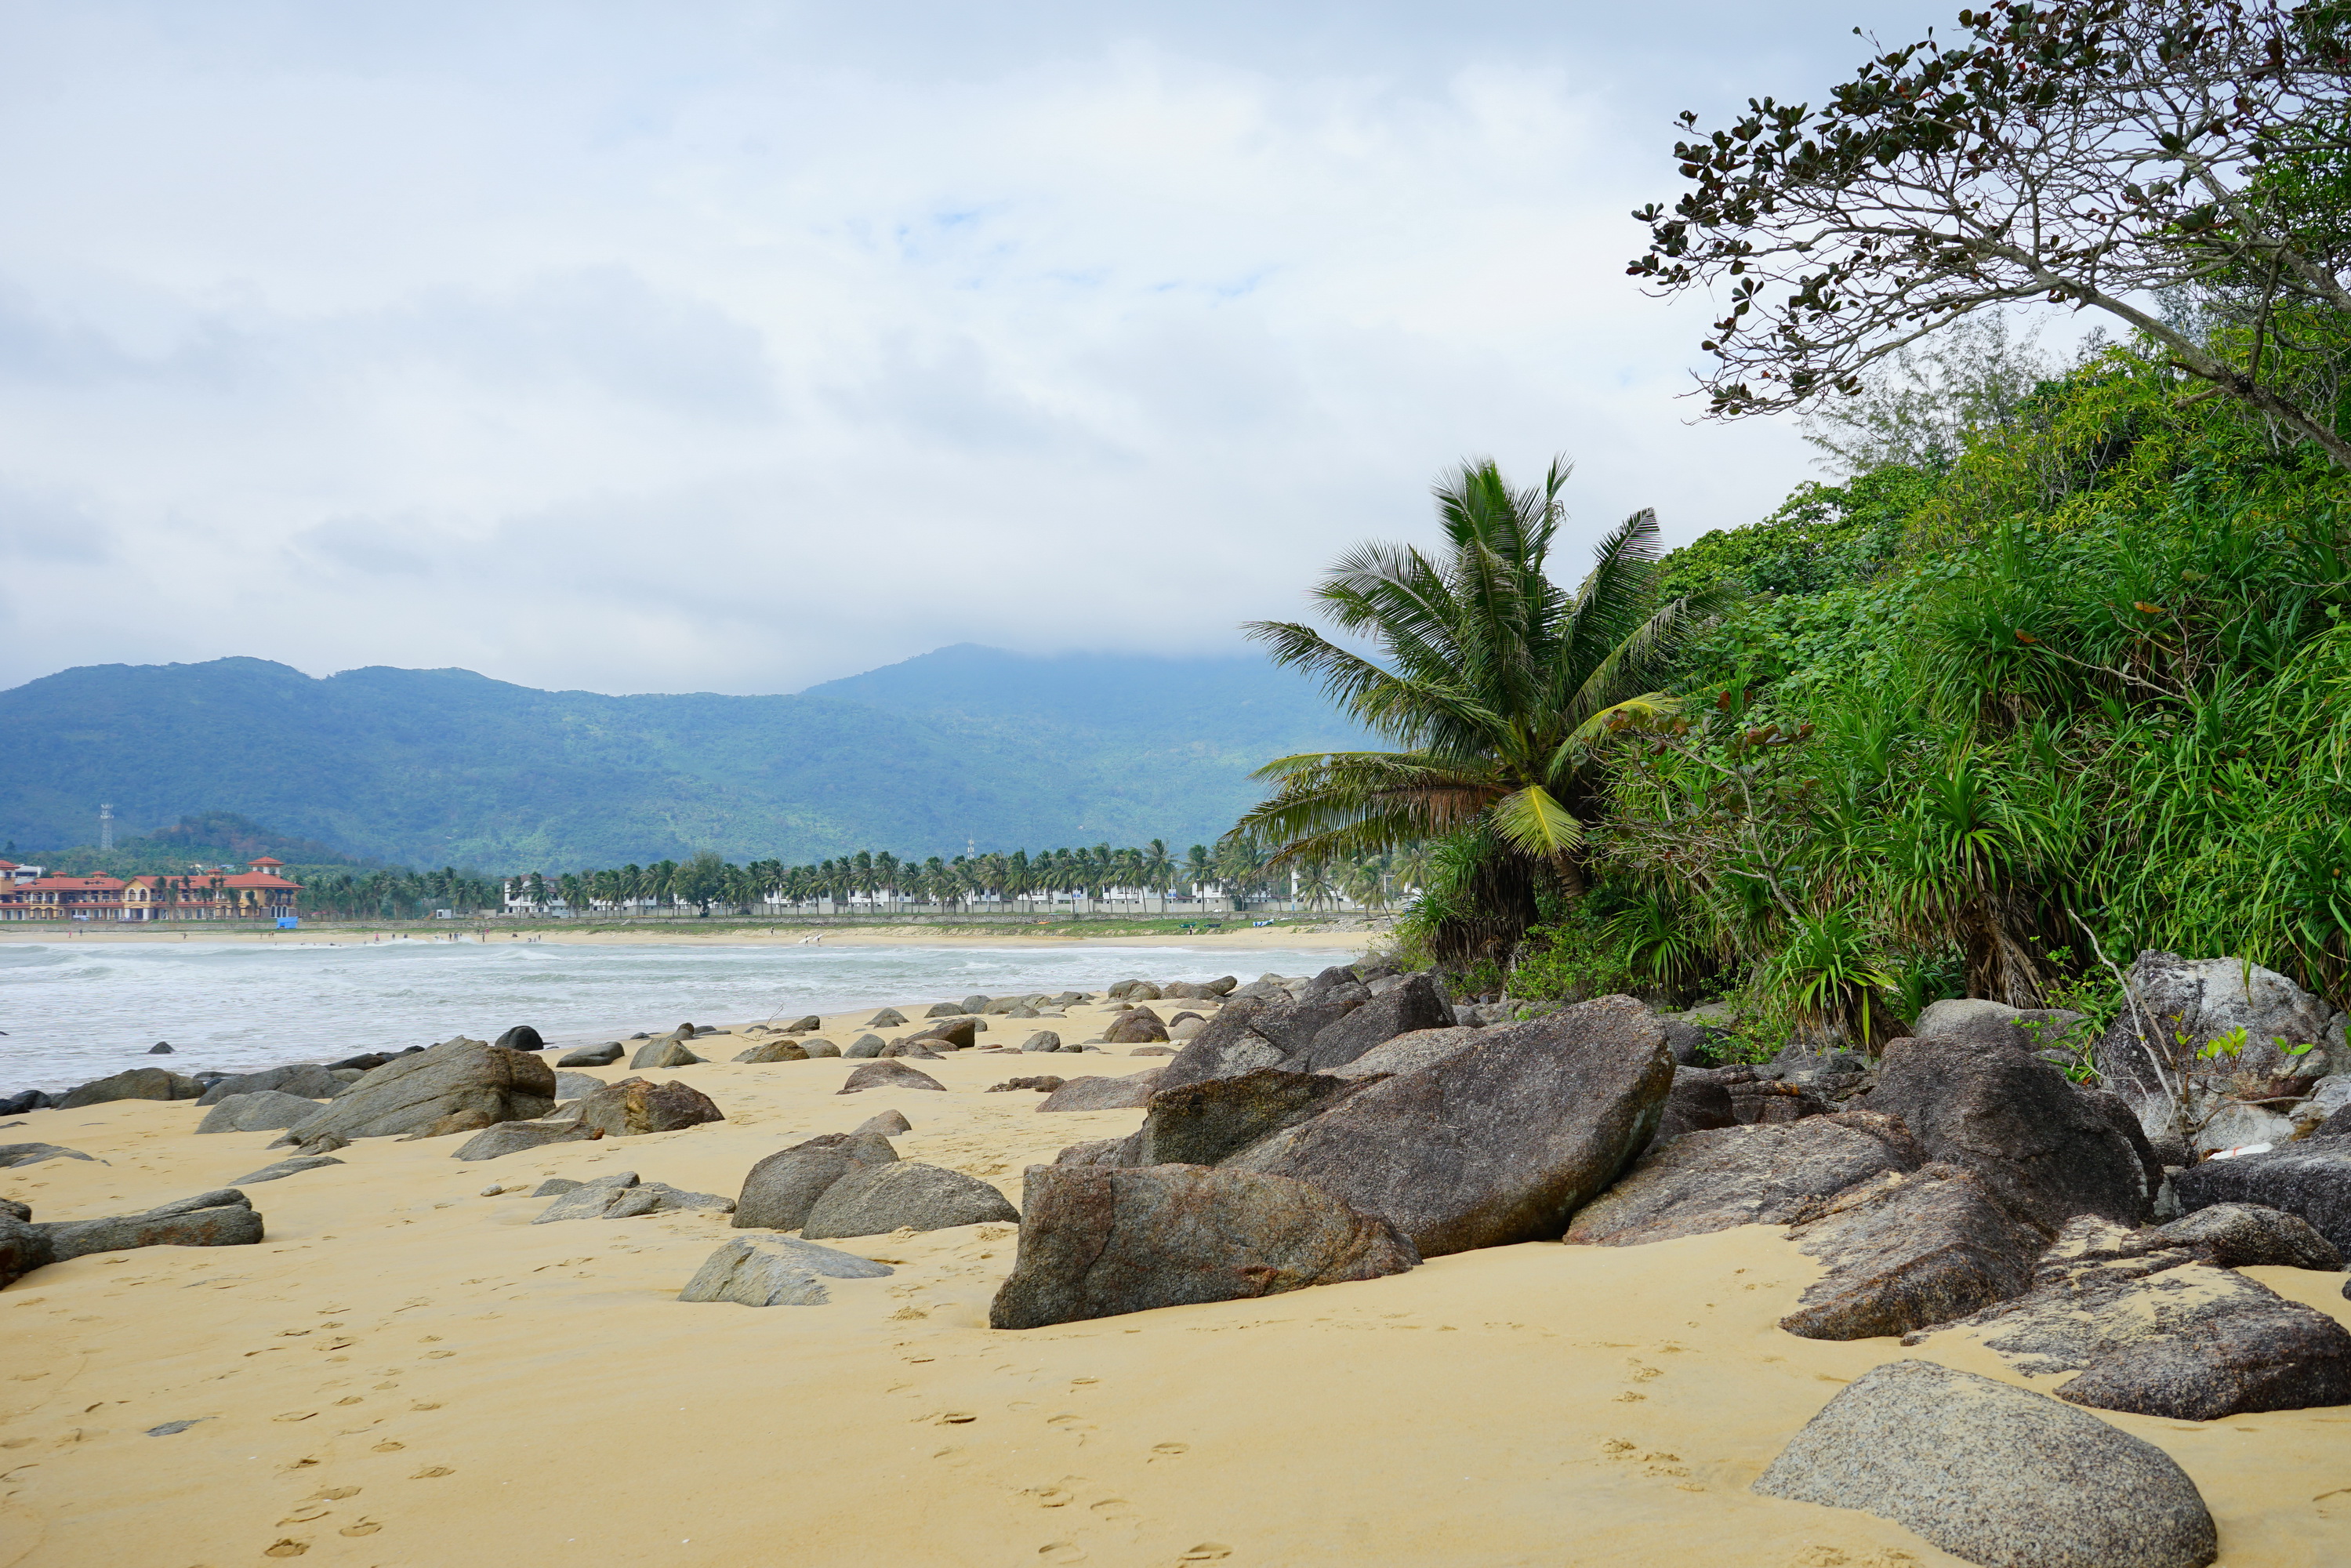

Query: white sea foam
0;938;1351;1091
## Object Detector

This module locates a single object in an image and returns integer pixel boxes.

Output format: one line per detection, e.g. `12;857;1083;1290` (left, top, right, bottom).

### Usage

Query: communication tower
99;803;114;851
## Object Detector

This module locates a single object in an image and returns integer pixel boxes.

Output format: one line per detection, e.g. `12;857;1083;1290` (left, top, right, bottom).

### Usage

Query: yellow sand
5;1001;2349;1567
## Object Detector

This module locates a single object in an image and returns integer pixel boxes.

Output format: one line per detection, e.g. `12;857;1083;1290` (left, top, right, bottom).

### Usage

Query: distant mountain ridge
0;647;1361;869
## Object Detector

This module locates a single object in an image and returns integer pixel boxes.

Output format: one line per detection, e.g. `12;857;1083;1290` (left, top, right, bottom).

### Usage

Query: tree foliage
1633;0;2351;466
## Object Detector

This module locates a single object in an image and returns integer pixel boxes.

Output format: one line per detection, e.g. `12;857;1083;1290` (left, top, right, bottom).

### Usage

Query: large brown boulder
913;1018;981;1049
1290;971;1453;1075
732;1132;898;1231
1153;998;1289;1093
1130;1069;1362;1167
1776;1164;2048;1341
800;1161;1018;1239
1862;1032;2150;1231
1227;996;1675;1257
40;1189;263;1261
449;1120;600;1160
1325;1026;1482;1081
1567;1111;1925;1247
2172;1138;2351;1256
573;1077;724;1137
989;1163;1419;1329
1753;1360;2218;1568
1914;1215;2351;1421
285;1040;555;1142
734;1040;809;1064
57;1067;204;1109
1105;1011;1170;1044
1035;1071;1164;1112
838;1059;945;1095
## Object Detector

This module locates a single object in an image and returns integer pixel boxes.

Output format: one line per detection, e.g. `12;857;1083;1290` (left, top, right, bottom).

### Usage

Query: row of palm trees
501;841;1420;920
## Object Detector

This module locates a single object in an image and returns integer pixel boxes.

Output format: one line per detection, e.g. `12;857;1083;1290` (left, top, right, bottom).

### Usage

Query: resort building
0;858;302;922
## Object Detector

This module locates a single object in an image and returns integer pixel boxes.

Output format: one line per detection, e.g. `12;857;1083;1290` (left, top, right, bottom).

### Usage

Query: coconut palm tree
1234;456;1731;964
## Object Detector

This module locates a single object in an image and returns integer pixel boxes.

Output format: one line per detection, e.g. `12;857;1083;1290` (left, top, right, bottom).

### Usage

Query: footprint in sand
1036;1542;1086;1563
1177;1545;1232;1562
1147;1443;1189;1462
263;1539;309;1556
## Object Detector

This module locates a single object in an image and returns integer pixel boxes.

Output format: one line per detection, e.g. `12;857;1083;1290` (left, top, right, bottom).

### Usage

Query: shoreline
0;922;1380;953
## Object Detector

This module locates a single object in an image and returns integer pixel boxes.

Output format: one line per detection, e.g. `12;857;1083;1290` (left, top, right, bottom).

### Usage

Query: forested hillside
0;648;1359;869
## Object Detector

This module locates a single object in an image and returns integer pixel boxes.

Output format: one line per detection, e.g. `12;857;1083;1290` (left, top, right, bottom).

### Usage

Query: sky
0;0;1956;697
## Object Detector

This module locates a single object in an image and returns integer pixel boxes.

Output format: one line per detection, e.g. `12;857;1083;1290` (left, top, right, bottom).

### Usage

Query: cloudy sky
0;0;1952;696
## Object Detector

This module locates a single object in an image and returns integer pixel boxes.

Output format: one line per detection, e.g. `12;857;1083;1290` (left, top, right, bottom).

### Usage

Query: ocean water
0;938;1356;1093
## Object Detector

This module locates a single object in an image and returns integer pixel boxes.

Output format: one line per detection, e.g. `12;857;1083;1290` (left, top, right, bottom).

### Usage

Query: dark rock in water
2173;1139;2351;1257
283;1040;556;1142
1776;1164;2048;1341
2143;1201;2342;1270
735;1040;809;1064
1914;1215;2351;1421
1130;1069;1361;1169
989;1163;1418;1330
230;1155;346;1185
1863;1031;2151;1231
494;1025;546;1052
325;1052;392;1072
678;1235;895;1306
196;1064;346;1105
0;1090;47;1116
1036;1071;1164;1112
989;1076;1066;1094
1;1214;55;1287
449;1119;600;1160
1646;1070;1740;1147
1227;996;1674;1258
629;1037;704;1070
58;1067;205;1109
844;1035;887;1059
1105;1011;1170;1044
557;1043;625;1068
854;1109;912;1137
194;1091;327;1136
733;1136;873;1231
1753;1359;2218;1568
41;1189;263;1261
839;1060;945;1095
1292;971;1453;1076
1568;1111;1925;1247
147;1042;173;1054
0;1142;98;1170
801;1160;1018;1239
573;1077;724;1136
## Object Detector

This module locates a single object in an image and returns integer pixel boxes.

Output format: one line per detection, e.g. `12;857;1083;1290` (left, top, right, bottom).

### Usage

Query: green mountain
0;648;1359;870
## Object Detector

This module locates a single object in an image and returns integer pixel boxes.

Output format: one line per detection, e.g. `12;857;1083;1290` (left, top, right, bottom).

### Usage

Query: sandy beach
5;989;2350;1567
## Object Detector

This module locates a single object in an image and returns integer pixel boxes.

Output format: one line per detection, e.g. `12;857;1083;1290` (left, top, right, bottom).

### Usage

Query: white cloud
0;0;1957;695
